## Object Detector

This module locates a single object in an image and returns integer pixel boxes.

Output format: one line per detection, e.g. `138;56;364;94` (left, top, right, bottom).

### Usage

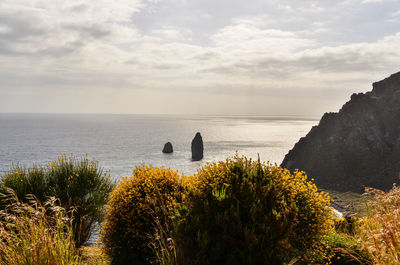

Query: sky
0;0;399;116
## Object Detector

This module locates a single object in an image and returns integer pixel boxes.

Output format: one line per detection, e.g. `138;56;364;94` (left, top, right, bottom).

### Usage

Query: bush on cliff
174;156;334;265
0;155;114;247
101;165;189;265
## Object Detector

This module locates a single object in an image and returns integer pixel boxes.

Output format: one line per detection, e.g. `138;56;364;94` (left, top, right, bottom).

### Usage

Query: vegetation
0;189;83;265
3;154;400;265
80;246;111;265
356;186;400;264
173;156;334;265
101;165;188;265
324;217;371;265
324;232;370;265
0;155;114;246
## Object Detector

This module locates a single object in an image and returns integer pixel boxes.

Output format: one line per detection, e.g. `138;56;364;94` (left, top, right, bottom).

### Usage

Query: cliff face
282;71;400;193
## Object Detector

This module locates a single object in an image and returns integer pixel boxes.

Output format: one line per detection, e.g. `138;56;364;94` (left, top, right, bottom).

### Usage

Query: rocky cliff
282;71;400;193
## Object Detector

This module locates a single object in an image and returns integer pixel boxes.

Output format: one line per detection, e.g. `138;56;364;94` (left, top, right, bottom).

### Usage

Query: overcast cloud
0;0;399;115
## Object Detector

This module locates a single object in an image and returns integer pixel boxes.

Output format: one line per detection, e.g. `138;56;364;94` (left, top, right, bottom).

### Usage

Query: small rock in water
162;142;173;153
191;132;203;161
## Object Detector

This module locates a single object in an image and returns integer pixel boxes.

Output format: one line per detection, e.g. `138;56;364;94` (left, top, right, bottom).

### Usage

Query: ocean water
0;113;318;179
0;113;323;244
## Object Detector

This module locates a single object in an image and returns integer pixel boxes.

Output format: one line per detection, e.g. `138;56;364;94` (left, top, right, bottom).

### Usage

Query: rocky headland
282;71;400;193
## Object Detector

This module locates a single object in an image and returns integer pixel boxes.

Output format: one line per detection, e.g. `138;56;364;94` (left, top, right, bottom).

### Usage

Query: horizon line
0;111;321;118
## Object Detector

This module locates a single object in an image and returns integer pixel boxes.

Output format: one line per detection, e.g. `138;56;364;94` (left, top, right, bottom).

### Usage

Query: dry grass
80;246;111;265
356;186;400;265
0;189;83;265
146;196;182;265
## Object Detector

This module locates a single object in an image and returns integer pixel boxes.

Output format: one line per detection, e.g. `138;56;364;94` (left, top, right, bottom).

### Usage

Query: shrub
0;155;114;247
356;186;400;265
174;156;334;265
0;189;83;265
101;165;188;265
324;231;371;265
0;165;48;204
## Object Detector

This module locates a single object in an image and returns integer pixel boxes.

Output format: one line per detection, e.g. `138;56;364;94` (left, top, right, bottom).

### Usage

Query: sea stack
191;132;203;161
282;71;400;193
162;142;173;153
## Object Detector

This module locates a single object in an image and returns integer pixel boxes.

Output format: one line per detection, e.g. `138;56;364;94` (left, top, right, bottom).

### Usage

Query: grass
80;246;111;265
325;232;371;265
0;189;83;265
0;155;114;247
0;189;111;265
355;187;400;264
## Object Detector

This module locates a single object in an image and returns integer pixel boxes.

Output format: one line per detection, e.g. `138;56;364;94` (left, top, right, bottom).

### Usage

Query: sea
1;113;344;243
0;113;318;179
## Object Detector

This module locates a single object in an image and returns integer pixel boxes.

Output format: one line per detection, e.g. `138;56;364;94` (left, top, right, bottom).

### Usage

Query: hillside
282;71;400;193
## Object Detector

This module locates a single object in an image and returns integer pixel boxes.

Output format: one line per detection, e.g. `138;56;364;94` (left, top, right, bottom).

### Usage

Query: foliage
0;165;48;204
323;231;371;265
147;196;182;265
80;246;111;265
101;165;188;265
0;155;114;246
0;189;83;265
356;186;400;265
334;216;359;236
174;156;334;265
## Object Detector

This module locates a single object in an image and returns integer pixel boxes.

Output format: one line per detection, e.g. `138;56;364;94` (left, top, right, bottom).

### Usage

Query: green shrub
174;156;334;265
0;155;114;247
101;165;188;265
324;232;370;265
0;165;48;204
0;190;83;265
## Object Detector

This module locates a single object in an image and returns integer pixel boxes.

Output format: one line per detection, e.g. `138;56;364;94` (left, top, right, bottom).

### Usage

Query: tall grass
356;186;400;264
147;199;178;265
0;189;83;265
0;155;114;246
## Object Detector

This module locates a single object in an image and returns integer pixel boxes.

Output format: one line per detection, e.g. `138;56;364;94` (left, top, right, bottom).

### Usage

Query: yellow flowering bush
101;165;188;265
175;156;334;265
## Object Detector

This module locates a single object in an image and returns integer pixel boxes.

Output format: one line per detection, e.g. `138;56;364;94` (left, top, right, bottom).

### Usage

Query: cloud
362;0;387;3
0;0;143;56
0;0;400;115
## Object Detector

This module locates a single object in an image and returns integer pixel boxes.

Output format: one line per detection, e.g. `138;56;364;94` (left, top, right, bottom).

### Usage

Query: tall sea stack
282;71;400;193
191;132;203;161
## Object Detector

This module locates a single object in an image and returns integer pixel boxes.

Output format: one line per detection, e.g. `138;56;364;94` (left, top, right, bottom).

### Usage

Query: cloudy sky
0;0;399;116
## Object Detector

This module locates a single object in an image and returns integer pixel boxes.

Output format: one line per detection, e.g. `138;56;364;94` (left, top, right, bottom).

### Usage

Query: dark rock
281;71;400;193
162;142;173;153
191;132;203;161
